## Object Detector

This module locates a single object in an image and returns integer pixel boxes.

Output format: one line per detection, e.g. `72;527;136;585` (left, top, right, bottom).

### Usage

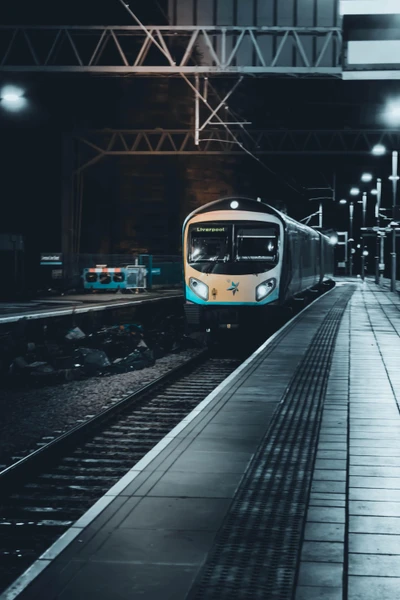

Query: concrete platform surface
0;289;182;324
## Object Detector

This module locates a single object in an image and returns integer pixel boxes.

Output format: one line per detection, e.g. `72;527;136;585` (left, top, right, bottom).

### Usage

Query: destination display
193;226;228;233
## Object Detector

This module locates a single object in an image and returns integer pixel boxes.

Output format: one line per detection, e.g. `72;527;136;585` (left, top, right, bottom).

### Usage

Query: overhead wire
116;0;305;196
204;79;306;194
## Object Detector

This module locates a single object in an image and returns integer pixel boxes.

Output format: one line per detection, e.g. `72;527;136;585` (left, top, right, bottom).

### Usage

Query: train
182;196;334;331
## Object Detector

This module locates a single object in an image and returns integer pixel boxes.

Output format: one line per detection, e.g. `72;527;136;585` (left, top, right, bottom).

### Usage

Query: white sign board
340;1;400;15
341;0;400;79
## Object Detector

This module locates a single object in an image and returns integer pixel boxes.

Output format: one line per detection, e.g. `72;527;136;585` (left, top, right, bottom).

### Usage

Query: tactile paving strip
190;287;355;600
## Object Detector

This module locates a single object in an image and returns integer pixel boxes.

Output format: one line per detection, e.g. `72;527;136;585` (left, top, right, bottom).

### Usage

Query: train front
183;198;284;332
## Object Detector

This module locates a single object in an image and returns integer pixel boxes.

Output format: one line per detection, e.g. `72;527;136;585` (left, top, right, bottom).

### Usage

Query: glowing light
384;100;400;126
1;86;26;111
230;200;239;209
3;93;19;102
389;175;400;181
371;189;378;195
361;173;373;182
350;187;360;196
372;144;386;156
339;199;347;205
363;250;369;256
329;235;339;246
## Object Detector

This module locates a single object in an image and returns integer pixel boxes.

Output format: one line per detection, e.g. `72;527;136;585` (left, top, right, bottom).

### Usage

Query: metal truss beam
74;129;400;169
0;26;341;75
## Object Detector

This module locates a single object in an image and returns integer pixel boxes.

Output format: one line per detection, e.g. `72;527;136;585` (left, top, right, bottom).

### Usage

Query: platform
0;289;182;324
3;279;400;600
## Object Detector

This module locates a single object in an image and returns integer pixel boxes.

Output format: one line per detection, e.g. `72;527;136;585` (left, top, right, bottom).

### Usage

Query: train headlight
256;278;276;301
189;277;209;301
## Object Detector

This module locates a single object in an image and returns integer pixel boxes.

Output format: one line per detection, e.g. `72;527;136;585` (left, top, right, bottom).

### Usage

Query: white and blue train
182;197;334;330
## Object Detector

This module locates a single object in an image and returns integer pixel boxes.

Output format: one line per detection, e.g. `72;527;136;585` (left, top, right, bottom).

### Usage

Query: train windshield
236;225;279;261
188;225;231;263
188;221;280;274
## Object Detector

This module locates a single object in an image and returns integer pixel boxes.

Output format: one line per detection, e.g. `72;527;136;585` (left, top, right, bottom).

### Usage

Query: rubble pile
0;316;204;388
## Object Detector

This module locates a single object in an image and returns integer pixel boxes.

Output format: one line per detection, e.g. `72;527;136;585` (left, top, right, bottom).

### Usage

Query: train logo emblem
227;281;239;296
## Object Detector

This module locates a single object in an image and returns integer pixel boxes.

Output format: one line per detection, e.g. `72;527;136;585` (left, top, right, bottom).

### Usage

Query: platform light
329;234;338;246
384;100;400;127
0;86;26;111
363;250;369;256
361;173;373;182
339;199;347;205
357;244;361;249
350;187;360;196
372;144;386;156
389;175;400;181
3;93;19;102
230;200;239;209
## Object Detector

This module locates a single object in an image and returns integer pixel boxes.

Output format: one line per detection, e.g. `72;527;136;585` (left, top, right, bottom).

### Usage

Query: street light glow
3;93;20;102
361;173;373;182
339;199;347;204
372;144;386;156
384;100;400;126
371;189;378;195
350;187;360;196
0;86;26;111
329;234;338;246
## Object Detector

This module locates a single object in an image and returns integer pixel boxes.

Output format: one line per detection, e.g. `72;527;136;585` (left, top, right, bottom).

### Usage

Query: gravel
0;349;203;470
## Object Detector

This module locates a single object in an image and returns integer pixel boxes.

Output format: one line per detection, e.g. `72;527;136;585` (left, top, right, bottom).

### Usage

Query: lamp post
349;201;354;276
375;178;382;284
348;187;360;277
361;191;367;280
372;144;388;285
390;151;398;292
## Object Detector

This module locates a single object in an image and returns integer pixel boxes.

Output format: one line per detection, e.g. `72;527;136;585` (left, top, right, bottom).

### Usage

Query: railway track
0;351;241;594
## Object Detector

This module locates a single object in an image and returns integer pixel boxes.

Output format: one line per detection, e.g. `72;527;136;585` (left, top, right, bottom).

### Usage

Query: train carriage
182;197;334;331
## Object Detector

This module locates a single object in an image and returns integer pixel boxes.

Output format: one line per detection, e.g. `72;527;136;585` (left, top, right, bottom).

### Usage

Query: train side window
85;273;98;283
99;273;111;284
113;273;125;283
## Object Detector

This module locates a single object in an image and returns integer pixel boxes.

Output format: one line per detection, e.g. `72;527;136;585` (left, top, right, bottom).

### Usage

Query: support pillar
61;134;75;290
